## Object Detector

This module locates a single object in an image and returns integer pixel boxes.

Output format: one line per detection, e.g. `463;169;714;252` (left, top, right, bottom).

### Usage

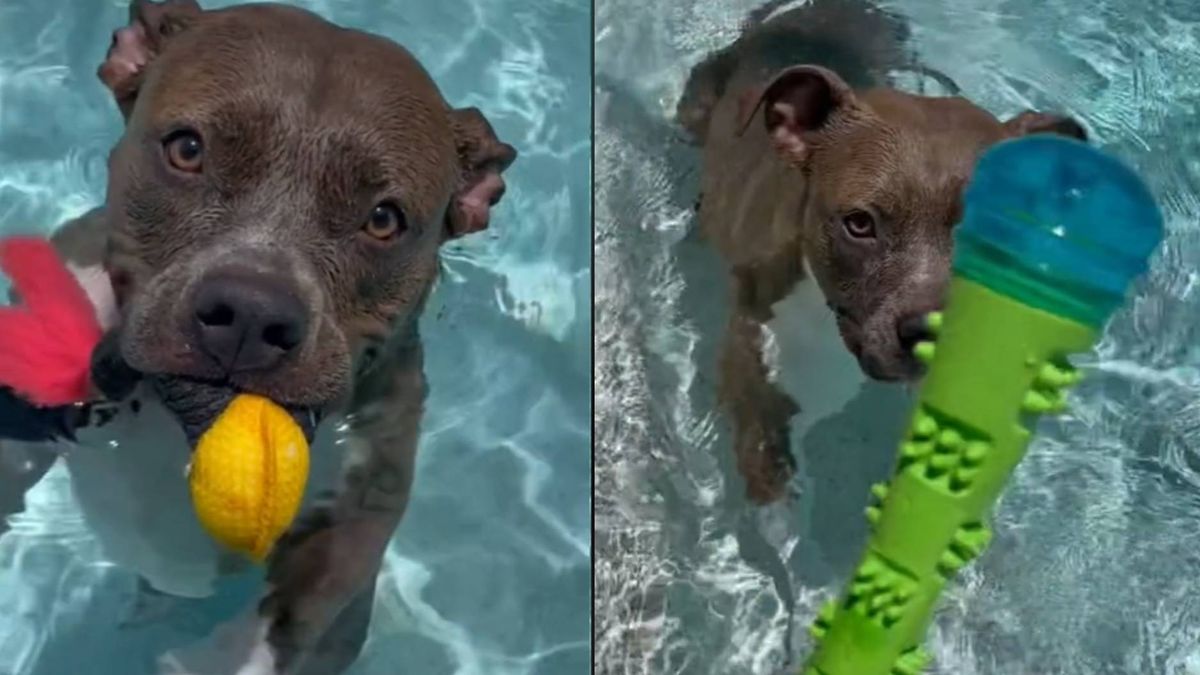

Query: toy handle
803;279;1096;675
802;136;1164;675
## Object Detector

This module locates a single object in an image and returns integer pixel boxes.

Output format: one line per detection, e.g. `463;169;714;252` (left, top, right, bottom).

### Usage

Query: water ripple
0;0;590;673
596;0;1200;673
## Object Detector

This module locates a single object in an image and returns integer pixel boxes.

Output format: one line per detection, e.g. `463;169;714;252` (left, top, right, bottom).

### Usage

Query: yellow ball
189;394;310;562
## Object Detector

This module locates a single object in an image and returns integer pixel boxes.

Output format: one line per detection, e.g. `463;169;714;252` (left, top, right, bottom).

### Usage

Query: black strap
0;387;120;443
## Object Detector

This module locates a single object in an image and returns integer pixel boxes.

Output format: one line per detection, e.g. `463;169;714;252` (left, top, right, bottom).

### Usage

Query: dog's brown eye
364;202;406;241
842;211;876;239
163;130;203;173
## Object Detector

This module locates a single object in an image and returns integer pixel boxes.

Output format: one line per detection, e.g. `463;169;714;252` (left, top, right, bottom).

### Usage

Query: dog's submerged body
0;1;515;673
677;0;1087;503
37;375;346;600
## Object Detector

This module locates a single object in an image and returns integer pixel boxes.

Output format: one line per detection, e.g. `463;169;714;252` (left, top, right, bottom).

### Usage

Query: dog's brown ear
1003;111;1089;142
98;0;202;118
445;107;517;239
736;65;857;163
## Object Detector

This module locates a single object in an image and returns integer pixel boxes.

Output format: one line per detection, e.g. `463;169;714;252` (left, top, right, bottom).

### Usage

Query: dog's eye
842;211;877;239
163;130;204;173
363;202;407;241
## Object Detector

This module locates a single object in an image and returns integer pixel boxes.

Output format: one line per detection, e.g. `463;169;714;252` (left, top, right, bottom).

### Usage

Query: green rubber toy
802;136;1164;675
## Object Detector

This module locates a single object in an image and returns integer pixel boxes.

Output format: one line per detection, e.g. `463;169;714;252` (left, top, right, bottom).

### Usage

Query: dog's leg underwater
245;328;425;674
717;252;807;505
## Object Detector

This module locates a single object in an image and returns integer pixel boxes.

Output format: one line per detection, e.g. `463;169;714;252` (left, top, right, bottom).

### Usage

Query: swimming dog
0;1;515;672
677;0;1085;504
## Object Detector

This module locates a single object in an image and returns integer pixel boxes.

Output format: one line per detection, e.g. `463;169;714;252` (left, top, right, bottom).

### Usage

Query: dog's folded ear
98;0;202;118
1003;111;1089;142
445;107;518;239
736;65;859;164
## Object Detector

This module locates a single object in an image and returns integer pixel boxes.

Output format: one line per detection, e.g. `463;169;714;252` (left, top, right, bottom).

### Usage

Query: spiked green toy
802;136;1164;675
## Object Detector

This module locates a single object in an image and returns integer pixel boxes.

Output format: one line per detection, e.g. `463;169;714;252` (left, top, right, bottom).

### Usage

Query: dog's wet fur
677;0;1087;504
2;1;514;672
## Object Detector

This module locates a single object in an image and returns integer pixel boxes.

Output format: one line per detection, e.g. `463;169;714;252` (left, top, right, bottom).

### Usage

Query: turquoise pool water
596;0;1200;673
0;0;591;673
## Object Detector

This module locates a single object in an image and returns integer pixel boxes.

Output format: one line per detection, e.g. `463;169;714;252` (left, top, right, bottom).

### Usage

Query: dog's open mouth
89;330;321;446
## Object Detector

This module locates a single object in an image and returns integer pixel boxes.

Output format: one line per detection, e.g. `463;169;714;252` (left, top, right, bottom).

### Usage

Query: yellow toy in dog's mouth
188;394;309;562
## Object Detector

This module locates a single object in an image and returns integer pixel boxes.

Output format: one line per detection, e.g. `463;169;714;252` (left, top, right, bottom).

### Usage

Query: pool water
0;0;591;674
596;0;1200;673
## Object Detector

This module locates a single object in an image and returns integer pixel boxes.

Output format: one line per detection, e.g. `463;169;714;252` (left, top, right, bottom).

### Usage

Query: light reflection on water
0;0;591;673
596;0;1200;673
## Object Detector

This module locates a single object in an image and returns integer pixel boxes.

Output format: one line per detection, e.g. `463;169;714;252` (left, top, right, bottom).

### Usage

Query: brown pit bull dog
1;0;514;673
677;0;1086;504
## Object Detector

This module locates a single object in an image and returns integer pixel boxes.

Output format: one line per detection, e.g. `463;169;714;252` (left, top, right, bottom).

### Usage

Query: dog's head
95;0;515;438
738;65;1086;381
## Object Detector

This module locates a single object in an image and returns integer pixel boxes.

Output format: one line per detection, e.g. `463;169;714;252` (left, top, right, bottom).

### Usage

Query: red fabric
0;237;102;406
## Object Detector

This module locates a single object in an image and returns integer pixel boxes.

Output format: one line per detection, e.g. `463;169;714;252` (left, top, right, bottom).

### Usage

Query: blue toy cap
953;135;1164;326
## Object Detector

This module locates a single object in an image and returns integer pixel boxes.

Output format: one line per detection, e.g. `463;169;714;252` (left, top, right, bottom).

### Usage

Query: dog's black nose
191;272;308;374
896;312;936;356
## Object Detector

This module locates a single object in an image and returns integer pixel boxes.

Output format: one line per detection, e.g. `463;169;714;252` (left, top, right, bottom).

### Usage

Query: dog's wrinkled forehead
817;90;1004;222
134;4;459;213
